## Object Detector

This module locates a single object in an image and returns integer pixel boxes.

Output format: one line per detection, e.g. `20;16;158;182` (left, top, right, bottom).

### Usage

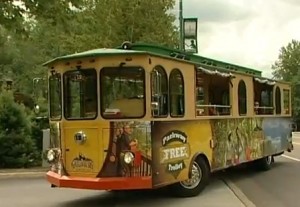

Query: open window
195;67;233;116
253;78;275;115
169;69;184;117
151;66;168;117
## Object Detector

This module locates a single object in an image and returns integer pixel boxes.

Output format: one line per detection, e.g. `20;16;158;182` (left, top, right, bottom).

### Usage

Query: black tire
169;157;210;197
254;155;273;171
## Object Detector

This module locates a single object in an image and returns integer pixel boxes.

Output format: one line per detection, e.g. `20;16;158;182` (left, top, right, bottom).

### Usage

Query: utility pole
179;0;183;51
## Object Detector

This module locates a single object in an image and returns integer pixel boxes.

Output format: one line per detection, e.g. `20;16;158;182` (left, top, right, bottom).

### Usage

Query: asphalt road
2;138;300;207
0;175;244;207
227;136;300;207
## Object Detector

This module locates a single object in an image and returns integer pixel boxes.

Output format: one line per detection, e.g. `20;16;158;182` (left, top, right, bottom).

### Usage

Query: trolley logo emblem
160;130;190;178
71;153;93;170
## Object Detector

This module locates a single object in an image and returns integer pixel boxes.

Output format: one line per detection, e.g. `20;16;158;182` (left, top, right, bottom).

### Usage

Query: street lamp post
179;0;184;51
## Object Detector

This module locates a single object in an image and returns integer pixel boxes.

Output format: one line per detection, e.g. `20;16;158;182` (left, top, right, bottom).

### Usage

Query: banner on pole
183;18;198;53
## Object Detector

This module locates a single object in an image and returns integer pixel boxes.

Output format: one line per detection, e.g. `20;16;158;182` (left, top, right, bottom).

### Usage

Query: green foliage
0;0;26;33
272;40;300;81
0;0;179;167
0;91;30;133
1;0;178;93
0;91;40;168
272;39;300;123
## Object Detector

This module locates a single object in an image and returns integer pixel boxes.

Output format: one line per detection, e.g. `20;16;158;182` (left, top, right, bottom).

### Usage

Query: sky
173;0;300;78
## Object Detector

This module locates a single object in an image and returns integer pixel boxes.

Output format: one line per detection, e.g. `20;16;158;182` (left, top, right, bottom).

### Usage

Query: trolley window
49;73;62;120
64;69;97;119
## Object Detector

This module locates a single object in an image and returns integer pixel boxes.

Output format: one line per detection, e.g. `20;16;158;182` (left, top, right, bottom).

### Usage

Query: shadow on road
60;188;175;207
215;159;288;182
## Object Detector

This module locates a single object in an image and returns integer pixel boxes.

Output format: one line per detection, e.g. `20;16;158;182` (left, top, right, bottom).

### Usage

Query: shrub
0;91;39;168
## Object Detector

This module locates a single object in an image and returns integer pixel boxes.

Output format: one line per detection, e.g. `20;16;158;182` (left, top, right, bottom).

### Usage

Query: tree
0;0;26;33
1;0;179;95
272;39;300;124
112;0;178;47
0;0;180;167
272;40;300;81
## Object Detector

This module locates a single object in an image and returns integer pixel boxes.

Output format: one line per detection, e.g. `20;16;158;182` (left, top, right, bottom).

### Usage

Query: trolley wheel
254;155;273;171
169;157;210;197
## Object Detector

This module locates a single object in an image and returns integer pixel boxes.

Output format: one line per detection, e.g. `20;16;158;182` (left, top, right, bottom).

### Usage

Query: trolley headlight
47;149;56;162
123;152;135;164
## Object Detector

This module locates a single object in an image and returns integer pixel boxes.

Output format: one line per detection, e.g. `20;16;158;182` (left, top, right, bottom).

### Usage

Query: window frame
238;80;247;116
195;69;232;116
151;66;169;118
63;68;98;120
100;66;146;119
275;86;281;115
283;89;290;115
49;73;62;120
253;80;274;115
169;68;185;118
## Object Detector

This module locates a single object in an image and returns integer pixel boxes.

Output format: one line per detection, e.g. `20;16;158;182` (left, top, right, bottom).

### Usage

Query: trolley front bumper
46;171;152;190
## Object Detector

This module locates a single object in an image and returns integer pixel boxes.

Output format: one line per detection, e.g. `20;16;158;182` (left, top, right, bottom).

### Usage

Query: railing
130;151;152;177
196;104;231;116
139;152;152;176
254;106;274;115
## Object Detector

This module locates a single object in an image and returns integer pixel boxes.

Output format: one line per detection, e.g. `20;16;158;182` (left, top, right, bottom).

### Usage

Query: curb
0;172;46;179
0;167;48;179
223;178;256;207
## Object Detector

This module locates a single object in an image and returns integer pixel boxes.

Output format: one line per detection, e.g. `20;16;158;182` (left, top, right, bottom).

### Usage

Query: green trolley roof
43;48;147;66
44;42;262;77
117;42;262;77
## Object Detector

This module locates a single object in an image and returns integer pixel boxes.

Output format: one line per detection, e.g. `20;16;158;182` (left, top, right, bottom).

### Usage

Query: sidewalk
0;167;254;207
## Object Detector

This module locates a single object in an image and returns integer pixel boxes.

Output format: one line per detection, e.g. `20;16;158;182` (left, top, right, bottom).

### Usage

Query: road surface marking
281;154;300;162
